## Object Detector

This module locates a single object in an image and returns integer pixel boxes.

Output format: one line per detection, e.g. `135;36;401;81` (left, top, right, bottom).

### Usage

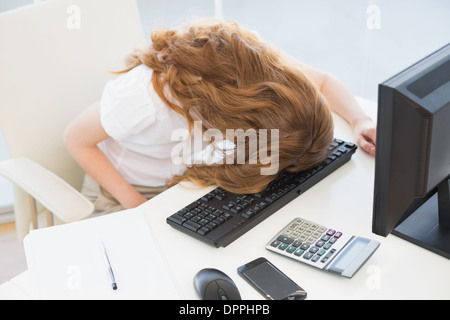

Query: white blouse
98;64;189;187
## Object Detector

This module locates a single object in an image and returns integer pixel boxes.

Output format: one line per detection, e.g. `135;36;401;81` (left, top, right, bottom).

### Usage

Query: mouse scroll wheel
218;288;228;300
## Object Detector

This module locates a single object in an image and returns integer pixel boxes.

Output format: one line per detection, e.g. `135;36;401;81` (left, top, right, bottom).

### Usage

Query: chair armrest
0;157;94;222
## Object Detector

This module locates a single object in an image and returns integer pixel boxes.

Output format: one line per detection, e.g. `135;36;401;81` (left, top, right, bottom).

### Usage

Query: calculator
265;218;380;278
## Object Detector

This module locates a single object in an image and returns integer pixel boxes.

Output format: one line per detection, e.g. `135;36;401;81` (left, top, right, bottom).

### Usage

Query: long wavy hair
118;19;334;194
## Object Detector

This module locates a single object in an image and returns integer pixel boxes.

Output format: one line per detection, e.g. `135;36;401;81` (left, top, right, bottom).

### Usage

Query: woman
64;19;376;212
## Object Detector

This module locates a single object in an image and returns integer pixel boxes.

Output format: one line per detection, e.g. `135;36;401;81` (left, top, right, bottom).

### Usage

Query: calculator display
329;238;369;272
326;236;380;278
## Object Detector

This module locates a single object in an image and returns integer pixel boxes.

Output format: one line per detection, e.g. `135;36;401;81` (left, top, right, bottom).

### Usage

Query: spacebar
183;220;201;232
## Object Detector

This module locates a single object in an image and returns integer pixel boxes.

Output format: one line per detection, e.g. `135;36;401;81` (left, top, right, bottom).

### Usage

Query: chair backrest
0;0;146;238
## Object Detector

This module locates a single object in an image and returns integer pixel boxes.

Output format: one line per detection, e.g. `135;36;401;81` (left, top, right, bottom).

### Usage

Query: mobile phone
237;257;307;300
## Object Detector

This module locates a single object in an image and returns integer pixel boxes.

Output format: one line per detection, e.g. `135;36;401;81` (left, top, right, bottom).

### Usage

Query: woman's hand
351;117;376;156
64;102;147;209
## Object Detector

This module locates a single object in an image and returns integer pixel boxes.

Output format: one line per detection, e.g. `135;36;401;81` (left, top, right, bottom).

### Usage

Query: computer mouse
193;268;242;300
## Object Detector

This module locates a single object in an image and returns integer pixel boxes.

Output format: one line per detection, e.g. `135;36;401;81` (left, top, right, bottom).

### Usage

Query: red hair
119;19;334;194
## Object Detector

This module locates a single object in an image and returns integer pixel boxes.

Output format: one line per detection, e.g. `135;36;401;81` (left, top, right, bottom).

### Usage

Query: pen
100;240;118;290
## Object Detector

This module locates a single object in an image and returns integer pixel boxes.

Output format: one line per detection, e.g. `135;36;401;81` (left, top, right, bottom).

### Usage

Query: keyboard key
185;202;200;210
184;212;195;219
197;227;210;236
183;220;201;232
241;211;255;219
214;217;225;225
221;212;232;220
201;193;214;202
168;214;186;225
206;222;218;230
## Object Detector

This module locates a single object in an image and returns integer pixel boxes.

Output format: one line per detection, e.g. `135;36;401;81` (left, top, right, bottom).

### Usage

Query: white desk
2;98;450;300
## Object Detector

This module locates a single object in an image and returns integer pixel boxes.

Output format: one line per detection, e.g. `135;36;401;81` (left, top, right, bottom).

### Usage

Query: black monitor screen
372;43;450;259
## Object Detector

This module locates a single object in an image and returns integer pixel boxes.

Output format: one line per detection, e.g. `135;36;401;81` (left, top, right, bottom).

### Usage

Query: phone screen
238;257;307;300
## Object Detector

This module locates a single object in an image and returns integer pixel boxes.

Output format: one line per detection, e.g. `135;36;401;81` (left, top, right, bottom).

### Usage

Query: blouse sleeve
99;65;156;141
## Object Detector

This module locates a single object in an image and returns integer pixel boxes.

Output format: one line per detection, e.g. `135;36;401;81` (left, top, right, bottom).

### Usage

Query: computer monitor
372;43;450;259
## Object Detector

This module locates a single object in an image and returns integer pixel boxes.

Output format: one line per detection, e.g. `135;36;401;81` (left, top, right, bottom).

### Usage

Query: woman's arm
285;56;377;156
308;69;376;156
64;102;147;208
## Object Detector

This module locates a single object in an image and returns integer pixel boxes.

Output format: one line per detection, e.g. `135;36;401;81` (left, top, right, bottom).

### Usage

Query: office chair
0;0;146;240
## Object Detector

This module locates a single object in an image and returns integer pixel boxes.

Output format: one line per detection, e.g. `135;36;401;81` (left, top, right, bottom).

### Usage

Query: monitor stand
393;179;450;259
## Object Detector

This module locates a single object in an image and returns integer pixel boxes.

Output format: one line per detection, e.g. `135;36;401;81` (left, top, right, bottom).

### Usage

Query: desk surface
2;97;450;300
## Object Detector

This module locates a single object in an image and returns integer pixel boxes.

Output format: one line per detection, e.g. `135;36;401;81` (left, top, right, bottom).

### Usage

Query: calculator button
318;227;327;233
298;226;306;233
324;249;336;259
291;231;301;238
300;244;310;250
324;252;334;259
315;240;325;247
334;232;343;238
303;252;313;260
326;229;336;236
312;231;322;238
270;240;281;247
277;235;295;244
309;246;319;254
294;249;304;256
286;246;296;254
288;223;300;230
278;243;288;250
292;240;302;247
299;234;308;242
323;243;332;250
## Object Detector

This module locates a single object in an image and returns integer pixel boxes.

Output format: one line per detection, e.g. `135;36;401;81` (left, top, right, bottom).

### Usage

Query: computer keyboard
166;138;357;247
